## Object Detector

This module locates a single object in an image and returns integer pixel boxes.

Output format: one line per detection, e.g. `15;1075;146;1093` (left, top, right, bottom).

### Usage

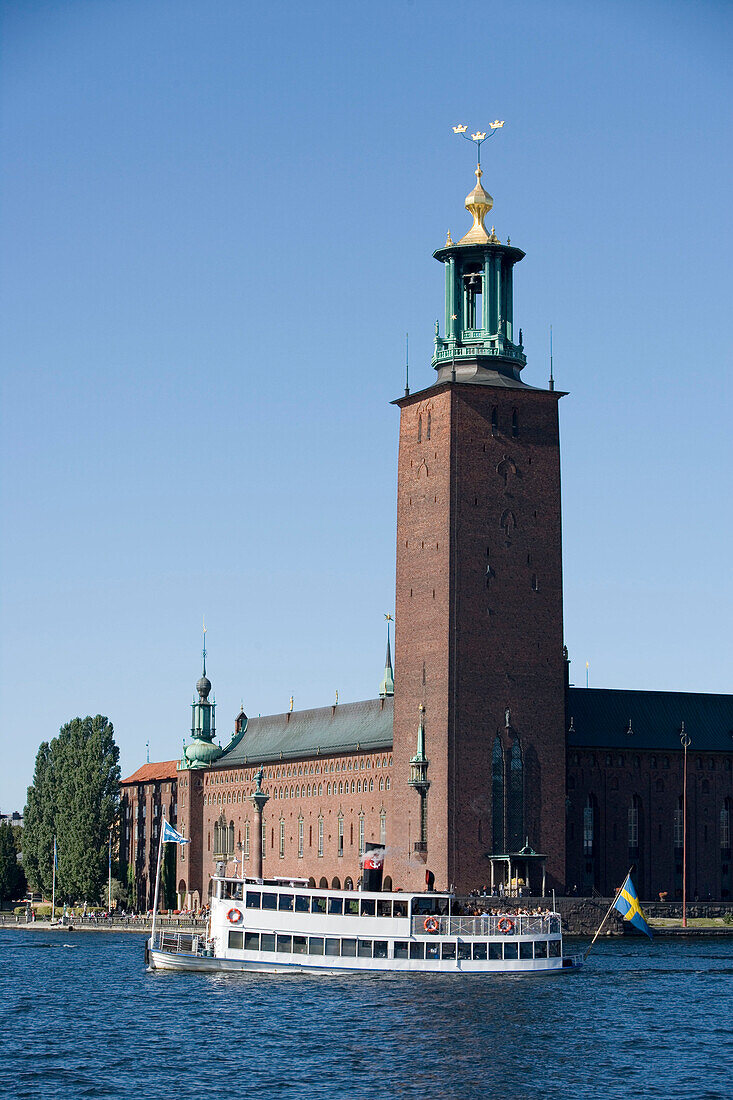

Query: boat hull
148;944;583;976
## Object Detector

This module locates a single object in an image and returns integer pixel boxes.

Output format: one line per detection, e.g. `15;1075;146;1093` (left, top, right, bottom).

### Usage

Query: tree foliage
0;822;26;908
23;716;120;903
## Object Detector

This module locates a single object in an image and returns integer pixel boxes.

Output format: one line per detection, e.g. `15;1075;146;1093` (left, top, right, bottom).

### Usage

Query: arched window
418;415;422;443
351;780;355;794
426;412;431;440
357;780;362;793
379;777;384;791
385;777;390;790
338;781;343;795
492;736;504;854
507;739;524;852
369;778;374;792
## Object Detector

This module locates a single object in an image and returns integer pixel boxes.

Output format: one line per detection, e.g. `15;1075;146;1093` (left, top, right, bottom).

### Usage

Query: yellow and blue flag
614;874;653;939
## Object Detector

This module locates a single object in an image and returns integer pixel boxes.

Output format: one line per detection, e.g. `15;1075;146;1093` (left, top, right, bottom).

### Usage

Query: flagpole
51;835;57;925
150;812;166;948
583;868;632;960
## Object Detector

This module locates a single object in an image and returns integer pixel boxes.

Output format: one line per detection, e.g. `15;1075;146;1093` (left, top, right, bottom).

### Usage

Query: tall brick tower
391;140;566;893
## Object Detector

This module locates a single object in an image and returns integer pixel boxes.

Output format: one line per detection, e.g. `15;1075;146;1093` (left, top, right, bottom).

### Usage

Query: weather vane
452;120;505;168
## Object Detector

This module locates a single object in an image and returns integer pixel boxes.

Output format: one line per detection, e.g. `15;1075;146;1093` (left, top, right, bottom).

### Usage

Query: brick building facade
121;161;732;908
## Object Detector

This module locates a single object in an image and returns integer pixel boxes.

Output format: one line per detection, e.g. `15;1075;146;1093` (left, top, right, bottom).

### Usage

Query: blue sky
1;0;731;811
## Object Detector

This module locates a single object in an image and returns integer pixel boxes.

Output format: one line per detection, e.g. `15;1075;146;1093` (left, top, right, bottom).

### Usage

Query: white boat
147;872;583;975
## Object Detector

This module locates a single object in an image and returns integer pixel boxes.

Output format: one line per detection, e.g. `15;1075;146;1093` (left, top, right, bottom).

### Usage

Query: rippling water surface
1;931;731;1099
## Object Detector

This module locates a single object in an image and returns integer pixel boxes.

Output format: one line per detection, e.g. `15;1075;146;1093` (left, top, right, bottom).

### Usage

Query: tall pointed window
337;815;344;857
298;817;304;858
673;797;683;849
507;739;524;852
426;412;431;440
492;737;505;853
380;811;387;846
583;797;594;856
318;816;324;857
244;822;250;859
628;796;640;854
417;416;422;443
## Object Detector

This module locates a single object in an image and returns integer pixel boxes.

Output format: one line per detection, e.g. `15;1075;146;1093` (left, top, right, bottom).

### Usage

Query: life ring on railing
424;916;439;933
227;908;243;924
497;916;515;934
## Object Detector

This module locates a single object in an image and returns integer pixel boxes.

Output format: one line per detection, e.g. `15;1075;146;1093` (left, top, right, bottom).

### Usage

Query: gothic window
385;777;391;790
418;416;422;443
426;412;431;440
369;778;374;792
628;796;640;853
507;739;524;852
492;736;505;854
583;797;595;856
379;777;384;792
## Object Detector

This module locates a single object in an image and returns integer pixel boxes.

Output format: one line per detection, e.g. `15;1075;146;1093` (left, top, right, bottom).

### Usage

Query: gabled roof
121;760;180;785
216;697;394;767
567;688;733;752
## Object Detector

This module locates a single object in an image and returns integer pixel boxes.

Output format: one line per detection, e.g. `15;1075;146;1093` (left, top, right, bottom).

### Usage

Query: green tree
23;716;121;903
0;821;26;908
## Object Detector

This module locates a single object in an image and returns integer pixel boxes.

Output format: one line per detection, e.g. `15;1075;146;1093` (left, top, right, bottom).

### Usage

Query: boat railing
153;931;214;957
411;914;561;937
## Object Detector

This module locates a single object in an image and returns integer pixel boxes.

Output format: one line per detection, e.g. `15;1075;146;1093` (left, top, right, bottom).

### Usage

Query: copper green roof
567;688;733;752
216;696;394;766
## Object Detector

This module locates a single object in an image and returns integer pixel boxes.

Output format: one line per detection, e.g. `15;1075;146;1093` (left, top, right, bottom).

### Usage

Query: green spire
379;614;394;698
183;633;222;769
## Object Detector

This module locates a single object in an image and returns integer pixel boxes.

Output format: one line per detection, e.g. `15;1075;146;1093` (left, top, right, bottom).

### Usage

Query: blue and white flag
162;820;190;845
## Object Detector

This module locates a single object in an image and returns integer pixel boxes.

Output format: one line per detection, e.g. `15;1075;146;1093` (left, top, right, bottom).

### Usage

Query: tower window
491;406;498;435
511;410;518;437
507;739;524;852
426;413;431;440
418;416;422;443
492;736;504;854
531;574;539;592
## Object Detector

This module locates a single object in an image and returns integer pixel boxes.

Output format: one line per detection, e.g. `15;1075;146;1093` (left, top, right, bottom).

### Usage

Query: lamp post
680;723;691;928
237;840;244;883
249;766;269;880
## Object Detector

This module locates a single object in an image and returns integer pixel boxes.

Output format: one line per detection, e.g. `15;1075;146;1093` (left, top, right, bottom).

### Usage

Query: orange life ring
424;916;439;933
497;916;515;934
227;908;243;924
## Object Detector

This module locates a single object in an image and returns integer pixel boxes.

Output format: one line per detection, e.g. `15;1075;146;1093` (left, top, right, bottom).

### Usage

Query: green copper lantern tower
432;123;526;384
183;633;222;768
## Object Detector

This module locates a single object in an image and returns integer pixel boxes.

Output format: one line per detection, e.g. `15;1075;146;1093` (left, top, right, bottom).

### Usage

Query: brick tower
391;141;566;893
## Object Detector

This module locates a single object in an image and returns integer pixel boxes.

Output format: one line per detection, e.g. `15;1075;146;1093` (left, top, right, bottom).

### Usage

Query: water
1;931;731;1100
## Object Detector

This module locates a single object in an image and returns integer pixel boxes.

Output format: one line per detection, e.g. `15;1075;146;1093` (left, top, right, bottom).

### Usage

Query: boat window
357;940;372;958
377;900;392;918
393;900;408;919
520;941;533;960
410;897;446;918
276;934;292;953
409;942;425;960
488;942;502;961
457;941;471;960
226;882;243;900
246;892;261;909
325;938;340;956
373;940;388;959
341;938;357;957
471;942;486;960
244;932;259;951
295;895;310;913
360;899;376;917
308;937;324;955
344;898;359;916
425;942;439;960
312;896;327;914
228;930;243;949
293;936;307;955
394;941;409;959
503;942;518;960
549;940;561;958
260;933;275;952
534;941;548;958
278;894;294;911
328;897;343;915
262;893;277;910
441;942;456;960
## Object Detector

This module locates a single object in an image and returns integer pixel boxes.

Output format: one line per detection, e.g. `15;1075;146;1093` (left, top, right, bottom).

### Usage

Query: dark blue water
1;931;731;1100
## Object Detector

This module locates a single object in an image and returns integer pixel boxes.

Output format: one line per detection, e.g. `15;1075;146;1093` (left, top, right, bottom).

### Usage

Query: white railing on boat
410;915;561;937
153;931;214;958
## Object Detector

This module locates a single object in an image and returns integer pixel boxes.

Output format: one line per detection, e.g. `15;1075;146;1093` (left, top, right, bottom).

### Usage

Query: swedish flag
613;874;653;939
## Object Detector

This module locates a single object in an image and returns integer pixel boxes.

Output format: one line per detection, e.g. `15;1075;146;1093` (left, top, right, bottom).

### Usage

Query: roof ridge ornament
452;121;505;245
